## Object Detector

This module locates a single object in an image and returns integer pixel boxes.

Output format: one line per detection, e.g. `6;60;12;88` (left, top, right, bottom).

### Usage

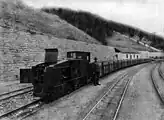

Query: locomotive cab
67;51;90;62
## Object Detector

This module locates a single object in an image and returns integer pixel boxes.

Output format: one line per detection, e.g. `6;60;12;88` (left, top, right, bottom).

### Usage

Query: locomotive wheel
74;79;80;89
43;92;55;103
43;95;51;103
67;84;74;93
63;83;73;95
51;87;62;100
79;77;85;87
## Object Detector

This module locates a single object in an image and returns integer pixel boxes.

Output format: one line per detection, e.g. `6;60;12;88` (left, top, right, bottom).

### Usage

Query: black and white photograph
0;0;164;119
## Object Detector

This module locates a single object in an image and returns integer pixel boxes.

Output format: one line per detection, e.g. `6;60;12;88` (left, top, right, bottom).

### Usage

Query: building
114;47;140;60
139;51;149;59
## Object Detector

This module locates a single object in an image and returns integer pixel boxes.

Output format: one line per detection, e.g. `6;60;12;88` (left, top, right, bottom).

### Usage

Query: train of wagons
20;48;151;102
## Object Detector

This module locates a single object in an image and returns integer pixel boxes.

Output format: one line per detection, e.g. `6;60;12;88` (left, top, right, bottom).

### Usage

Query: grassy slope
0;0;100;44
0;0;155;52
0;0;156;53
106;32;154;51
42;8;161;51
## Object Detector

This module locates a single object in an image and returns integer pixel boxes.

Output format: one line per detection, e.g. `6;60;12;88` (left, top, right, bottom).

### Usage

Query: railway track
0;64;148;120
0;85;42;120
0;86;33;102
21;68;131;120
79;63;146;120
150;62;164;103
0;98;43;120
0;68;130;120
158;62;164;80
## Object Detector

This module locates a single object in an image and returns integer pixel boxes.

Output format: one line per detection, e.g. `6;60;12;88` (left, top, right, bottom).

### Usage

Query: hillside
0;0;99;44
0;0;116;81
42;7;164;51
106;32;154;52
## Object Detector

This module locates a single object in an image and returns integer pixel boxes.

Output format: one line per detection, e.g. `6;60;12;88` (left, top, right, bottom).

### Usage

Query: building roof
114;47;139;54
67;51;90;54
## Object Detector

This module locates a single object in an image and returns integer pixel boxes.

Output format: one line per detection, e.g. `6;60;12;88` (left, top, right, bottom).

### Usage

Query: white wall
148;52;164;58
115;53;127;60
115;53;140;60
139;51;149;59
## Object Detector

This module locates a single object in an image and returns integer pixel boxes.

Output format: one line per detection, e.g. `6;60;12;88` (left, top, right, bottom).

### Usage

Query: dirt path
117;63;164;120
160;62;164;74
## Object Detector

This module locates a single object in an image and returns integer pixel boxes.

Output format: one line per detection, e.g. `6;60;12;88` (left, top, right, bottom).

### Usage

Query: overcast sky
22;0;164;37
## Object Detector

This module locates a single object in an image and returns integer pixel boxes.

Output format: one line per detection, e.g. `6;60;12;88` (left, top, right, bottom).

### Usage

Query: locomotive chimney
44;48;58;63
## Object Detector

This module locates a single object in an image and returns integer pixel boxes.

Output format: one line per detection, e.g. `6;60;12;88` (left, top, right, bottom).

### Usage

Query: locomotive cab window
73;53;76;59
87;56;89;61
77;56;82;59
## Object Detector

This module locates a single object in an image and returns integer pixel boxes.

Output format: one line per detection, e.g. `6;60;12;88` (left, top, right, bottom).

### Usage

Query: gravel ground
23;64;144;120
160;62;164;75
84;76;130;120
0;92;38;116
117;63;164;120
153;63;164;97
0;81;32;95
5;83;32;92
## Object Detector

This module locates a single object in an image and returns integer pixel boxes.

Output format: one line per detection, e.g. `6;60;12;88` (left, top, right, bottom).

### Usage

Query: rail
0;99;42;119
0;86;33;102
158;62;164;80
150;63;164;103
80;63;145;120
81;74;128;120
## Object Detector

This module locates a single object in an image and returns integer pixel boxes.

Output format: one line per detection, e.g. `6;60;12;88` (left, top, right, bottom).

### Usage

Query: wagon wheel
64;83;74;94
74;78;80;89
43;93;52;103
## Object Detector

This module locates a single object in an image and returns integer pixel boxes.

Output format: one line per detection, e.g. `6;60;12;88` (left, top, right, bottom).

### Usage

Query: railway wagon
20;48;152;103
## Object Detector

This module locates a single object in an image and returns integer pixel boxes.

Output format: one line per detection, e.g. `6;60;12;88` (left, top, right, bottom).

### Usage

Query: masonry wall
0;27;115;81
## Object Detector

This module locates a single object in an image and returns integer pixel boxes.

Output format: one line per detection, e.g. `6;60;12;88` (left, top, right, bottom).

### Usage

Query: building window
115;54;118;60
126;54;128;58
130;55;132;59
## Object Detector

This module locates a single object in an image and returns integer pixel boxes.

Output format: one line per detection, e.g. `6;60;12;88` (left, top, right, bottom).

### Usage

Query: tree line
42;7;164;50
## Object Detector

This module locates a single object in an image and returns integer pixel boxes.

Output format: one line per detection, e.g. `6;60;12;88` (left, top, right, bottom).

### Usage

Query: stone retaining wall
0;27;115;81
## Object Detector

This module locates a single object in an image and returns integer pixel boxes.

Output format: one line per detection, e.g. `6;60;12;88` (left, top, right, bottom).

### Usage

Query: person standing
92;57;101;86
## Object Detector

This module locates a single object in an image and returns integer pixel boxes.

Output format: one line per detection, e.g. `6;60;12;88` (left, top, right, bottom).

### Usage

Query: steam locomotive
20;48;151;102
